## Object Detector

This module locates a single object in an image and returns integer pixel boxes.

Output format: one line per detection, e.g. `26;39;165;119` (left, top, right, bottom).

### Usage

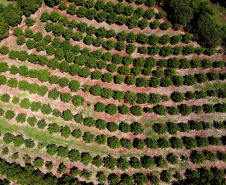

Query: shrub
158;138;171;148
61;125;71;138
107;136;121;149
83;132;94;143
95;119;106;130
71;129;82;139
33;157;44;168
95;134;106;145
131;67;142;76
2;147;9;155
27;117;37;126
170;137;184;149
190;150;206;164
119;122;131;133
84;117;96;127
0;108;4;116
0;75;7;85
114;75;125;85
61;109;73;121
7;77;18;87
124;91;137;105
1;94;10;103
68;149;81;162
150;20;161;29
166;153;178;164
131;106;143;116
19;98;30;109
154;105;168;116
81;152;93;166
3;133;14;144
171;92;185;102
13;27;23;36
37;119;46;129
60;93;72;103
13;134;24;147
0;46;9;55
102;73;113;83
183;137;197;150
153;123;168;134
16;113;26;123
106;104;118;115
107;122;119;132
126;44;136;55
178;104;192;116
94;102;106;113
133;138;145;150
125;76;136;85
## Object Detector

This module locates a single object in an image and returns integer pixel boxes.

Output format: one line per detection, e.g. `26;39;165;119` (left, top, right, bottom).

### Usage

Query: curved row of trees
153;120;226;135
4;48;226;91
0;155;225;185
3;131;224;173
43;0;167;30
37;12;219;55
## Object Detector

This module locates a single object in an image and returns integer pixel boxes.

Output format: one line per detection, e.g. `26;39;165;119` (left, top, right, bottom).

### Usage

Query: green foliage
48;123;60;134
81;152;93;166
27;116;37;126
1;93;10;103
120;138;133;150
69;149;81;162
3;133;14;144
13;135;24;147
57;163;67;174
133;138;145;150
84;117;96;127
61;125;71;138
190;150;206;164
45;161;53;171
37;119;46;129
107;136;121;149
16;113;26;123
71;129;82;139
95;102;106;112
106;104;118;115
92;156;103;168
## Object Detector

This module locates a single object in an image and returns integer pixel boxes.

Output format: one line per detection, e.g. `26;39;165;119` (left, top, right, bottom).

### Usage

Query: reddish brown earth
0;2;225;184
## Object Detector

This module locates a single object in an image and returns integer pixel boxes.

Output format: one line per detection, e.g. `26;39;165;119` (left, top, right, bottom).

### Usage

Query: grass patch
0;0;15;6
0;117;111;156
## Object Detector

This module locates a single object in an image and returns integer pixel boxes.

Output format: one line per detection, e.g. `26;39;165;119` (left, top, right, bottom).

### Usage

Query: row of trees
5;49;225;90
43;1;167;30
40;11;187;46
1;62;225;112
94;101;226;116
153;120;226;135
39;13;217;55
0;155;225;185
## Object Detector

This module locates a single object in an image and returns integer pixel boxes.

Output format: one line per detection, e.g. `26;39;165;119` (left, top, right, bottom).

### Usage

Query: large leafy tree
2;4;22;27
191;12;223;47
0;18;9;41
167;0;194;25
17;0;43;16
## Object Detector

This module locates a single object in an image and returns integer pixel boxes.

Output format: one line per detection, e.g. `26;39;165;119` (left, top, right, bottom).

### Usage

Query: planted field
0;0;225;184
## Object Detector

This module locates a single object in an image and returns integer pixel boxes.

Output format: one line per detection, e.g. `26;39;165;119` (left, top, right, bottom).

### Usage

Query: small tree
5;110;15;120
190;150;206;164
81;152;93;166
107;136;121;149
33;157;44;168
61;125;71;138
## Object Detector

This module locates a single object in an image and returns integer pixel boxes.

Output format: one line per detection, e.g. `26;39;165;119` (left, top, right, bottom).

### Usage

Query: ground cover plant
0;0;225;184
